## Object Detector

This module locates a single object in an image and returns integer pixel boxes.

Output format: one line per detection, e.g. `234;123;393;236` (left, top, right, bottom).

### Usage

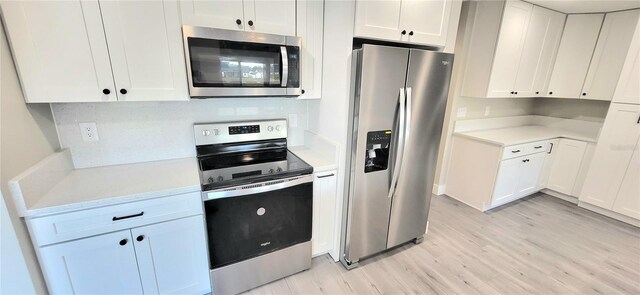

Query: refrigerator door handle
403;87;412;159
388;88;406;199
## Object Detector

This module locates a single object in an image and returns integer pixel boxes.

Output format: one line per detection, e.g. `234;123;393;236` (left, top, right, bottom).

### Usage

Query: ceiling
526;0;640;13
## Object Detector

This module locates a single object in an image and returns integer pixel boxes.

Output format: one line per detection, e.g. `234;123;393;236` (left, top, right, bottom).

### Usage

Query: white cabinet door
492;157;523;206
132;215;210;295
180;0;246;30
354;0;404;42
244;0;296;36
612;138;640;219
100;0;189;101
613;17;640;105
546;139;587;195
312;170;337;256
486;1;532;98
538;139;559;189
580;103;640;209
39;230;143;294
581;10;640;101
547;14;603;99
400;0;452;47
516;152;546;196
0;0;115;102
297;0;324;99
513;6;565;97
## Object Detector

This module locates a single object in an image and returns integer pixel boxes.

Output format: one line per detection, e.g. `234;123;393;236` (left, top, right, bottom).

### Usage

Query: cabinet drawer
501;140;551;160
28;192;202;246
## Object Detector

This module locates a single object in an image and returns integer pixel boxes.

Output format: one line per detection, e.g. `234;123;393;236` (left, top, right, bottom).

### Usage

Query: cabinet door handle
317;173;335;179
119;239;128;246
511;150;521;153
113;211;144;221
248;20;254;26
401;30;407;35
534;146;543;149
637;115;640;124
409;31;414;36
136;235;145;242
548;142;554;154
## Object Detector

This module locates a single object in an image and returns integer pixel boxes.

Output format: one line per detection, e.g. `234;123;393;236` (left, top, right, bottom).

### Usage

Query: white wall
52;99;309;168
532;97;610;122
1;20;57;295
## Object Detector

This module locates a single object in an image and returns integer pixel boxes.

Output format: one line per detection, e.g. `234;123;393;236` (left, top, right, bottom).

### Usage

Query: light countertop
289;146;337;172
454;125;599;147
20;157;201;217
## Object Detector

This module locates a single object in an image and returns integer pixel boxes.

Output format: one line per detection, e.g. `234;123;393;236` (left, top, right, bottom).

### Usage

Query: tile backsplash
53;98;309;168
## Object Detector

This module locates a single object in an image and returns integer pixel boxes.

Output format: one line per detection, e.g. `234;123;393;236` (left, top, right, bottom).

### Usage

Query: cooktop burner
194;120;313;191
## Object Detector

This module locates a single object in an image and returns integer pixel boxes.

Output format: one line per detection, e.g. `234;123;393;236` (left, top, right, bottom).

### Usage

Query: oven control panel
194;119;287;146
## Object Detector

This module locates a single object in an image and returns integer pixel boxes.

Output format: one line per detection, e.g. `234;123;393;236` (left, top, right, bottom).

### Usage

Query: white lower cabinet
312;170;337;257
39;230;144;294
546;139;587;195
611;138;640;219
30;193;210;295
131;216;211;295
492;152;545;207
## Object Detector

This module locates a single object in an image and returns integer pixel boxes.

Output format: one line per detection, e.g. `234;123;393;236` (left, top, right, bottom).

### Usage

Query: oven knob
202;130;211;136
213;129;220;136
269;169;275;174
217;176;224;182
208;176;214;183
267;126;274;132
275;125;282;131
276;167;283;172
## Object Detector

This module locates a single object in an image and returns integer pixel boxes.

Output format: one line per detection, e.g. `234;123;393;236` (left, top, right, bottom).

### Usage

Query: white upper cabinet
546;14;604;99
245;0;296;36
513;5;566;97
354;0;460;47
611;137;640;219
613;15;640;105
180;0;296;36
399;0;453;46
580;103;640;210
39;230;143;294
297;0;324;99
0;0;115;103
100;0;188;101
486;1;532;98
460;1;565;98
2;0;189;102
179;0;246;30
581;9;640;101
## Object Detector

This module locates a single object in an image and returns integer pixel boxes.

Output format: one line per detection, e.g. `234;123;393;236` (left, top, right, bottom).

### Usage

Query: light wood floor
244;193;640;294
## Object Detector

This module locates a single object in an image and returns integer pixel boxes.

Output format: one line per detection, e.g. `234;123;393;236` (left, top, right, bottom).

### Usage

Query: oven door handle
203;175;312;201
281;46;289;87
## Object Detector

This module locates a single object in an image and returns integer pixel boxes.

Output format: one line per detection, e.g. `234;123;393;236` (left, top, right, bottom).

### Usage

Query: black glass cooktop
197;139;313;190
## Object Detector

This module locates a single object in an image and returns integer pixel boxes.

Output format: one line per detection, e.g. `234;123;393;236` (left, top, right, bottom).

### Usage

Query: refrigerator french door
342;44;454;268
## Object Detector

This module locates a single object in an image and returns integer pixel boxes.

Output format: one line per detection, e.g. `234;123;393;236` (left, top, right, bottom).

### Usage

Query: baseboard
578;202;640;227
541;189;578;204
432;184;446;196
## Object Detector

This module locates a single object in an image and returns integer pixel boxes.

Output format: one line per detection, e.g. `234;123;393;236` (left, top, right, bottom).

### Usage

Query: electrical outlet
288;114;298;128
79;122;99;142
456;107;467;118
484;106;491;116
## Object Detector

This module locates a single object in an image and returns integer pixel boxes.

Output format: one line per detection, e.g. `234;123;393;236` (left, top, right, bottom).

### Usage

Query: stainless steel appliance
195;120;313;295
183;26;302;98
341;44;454;269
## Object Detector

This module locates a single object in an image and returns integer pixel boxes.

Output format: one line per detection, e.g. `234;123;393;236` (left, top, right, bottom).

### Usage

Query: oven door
183;26;301;97
203;175;312;269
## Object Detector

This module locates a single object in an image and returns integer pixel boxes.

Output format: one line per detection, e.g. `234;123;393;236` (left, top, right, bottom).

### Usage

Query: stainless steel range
194;119;313;295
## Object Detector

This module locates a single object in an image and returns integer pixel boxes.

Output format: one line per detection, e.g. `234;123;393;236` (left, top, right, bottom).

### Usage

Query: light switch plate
456;107;467;118
79;122;99;142
288;114;298;128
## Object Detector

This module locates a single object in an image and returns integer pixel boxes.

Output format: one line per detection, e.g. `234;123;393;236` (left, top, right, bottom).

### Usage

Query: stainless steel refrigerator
341;44;454;269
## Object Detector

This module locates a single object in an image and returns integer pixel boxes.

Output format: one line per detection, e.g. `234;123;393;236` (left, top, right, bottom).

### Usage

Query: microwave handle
281;46;288;87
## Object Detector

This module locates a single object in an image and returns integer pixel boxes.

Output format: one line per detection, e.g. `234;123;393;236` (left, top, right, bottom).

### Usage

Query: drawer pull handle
534;146;543;149
317;173;335;179
511;150;521;153
113;211;144;221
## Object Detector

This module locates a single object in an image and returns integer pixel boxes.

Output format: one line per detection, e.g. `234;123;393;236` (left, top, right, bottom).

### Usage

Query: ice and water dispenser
364;130;391;173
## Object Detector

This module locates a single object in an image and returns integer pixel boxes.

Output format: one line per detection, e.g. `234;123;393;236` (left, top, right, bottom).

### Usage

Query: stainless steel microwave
182;26;302;98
